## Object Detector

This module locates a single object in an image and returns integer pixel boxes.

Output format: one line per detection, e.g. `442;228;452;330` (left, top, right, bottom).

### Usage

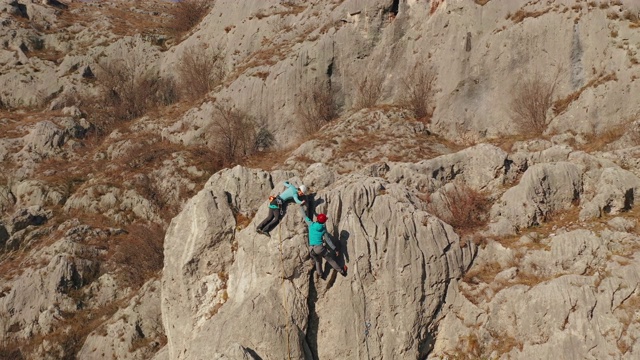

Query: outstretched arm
298;207;311;226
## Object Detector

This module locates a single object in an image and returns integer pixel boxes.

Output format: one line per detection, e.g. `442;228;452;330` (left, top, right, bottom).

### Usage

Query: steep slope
3;0;640;359
159;165;476;359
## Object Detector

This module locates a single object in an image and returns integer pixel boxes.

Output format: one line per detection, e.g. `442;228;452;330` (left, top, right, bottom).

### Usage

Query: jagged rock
78;279;164;360
11;180;68;208
0;236;103;344
607;217;636;232
579;167;640;221
204;165;277;214
8;205;51;233
302;162;336;191
20;120;66;156
161;167;475;359
489;162;583;234
430;226;640;359
0;185;15;212
386;143;510;194
63;183;162;224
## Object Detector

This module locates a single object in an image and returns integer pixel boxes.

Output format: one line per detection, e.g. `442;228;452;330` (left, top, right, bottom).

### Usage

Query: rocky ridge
3;0;640;359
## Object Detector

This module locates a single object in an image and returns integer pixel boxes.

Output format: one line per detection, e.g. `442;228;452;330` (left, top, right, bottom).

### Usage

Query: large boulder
160;166;475;359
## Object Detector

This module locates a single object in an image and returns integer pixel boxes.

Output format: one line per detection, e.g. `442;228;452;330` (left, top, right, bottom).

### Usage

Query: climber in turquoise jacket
257;181;307;237
299;208;347;279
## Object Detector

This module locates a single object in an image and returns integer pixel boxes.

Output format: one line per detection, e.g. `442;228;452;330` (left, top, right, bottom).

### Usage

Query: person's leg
310;246;324;277
262;208;281;233
257;210;274;231
323;250;347;276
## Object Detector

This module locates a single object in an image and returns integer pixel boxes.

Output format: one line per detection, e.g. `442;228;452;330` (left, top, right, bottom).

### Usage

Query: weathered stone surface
489;162;583;234
78;279;164;360
579;167;640;221
432;226;640;360
160;167;474;359
386;143;509;194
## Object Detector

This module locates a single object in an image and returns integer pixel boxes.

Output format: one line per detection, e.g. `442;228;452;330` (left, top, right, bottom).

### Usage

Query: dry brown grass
426;183;491;234
54;1;173;38
575;123;628;152
553;72;617;116
108;222;165;288
510;7;552;23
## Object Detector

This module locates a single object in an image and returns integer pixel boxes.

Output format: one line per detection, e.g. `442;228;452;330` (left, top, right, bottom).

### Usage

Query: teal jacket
269;181;304;209
300;208;336;249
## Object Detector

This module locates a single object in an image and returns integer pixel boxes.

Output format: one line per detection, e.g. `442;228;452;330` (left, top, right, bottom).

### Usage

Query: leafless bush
156;76;180;106
426;183;490;232
209;102;261;164
510;71;560;135
96;57;177;120
168;0;213;36
177;46;225;100
353;72;384;110
111;222;165;288
297;81;338;133
402;66;437;122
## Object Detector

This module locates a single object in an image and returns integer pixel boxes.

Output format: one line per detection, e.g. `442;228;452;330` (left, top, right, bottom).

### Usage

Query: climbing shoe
340;265;348;277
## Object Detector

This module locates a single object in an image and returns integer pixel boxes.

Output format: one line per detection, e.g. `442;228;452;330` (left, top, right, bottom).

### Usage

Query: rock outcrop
160;166;475;359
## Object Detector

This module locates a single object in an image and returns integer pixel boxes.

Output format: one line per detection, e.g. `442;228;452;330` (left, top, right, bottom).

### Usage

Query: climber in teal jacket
257;181;307;237
299;207;347;279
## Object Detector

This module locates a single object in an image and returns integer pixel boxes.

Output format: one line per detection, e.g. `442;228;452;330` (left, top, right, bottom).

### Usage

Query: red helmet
316;213;327;224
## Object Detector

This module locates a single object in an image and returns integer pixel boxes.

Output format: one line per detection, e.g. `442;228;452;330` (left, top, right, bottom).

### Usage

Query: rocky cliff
3;0;640;359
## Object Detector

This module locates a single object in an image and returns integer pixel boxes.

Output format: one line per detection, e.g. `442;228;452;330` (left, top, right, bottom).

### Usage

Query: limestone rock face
489;162;583;234
78;279;164;360
160;166;474;359
432;228;640;360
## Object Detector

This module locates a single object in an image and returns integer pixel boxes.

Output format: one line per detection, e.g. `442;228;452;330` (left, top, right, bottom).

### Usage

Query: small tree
209;102;257;164
510;71;560;135
402;66;437;122
353;72;384;110
177;46;225;100
168;0;213;36
297;81;338;133
96;46;175;122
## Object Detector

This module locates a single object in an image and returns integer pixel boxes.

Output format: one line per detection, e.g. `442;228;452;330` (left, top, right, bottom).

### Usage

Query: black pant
257;207;281;232
310;245;342;278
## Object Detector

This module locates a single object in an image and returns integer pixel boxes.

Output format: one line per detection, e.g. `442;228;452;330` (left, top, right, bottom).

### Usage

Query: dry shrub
168;0;213;36
510;71;560;135
297;81;338;133
353;72;384;110
427;183;490;233
93;53;178;132
402;66;437;122
110;222;164;288
209;102;269;165
177;46;225;100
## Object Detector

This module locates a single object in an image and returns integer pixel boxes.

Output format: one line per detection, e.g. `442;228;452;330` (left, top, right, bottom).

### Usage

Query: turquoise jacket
300;208;336;249
269;181;304;209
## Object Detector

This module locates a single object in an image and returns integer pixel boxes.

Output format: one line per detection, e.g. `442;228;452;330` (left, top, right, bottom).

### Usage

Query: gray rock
161;167;474;359
490;162;583;233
